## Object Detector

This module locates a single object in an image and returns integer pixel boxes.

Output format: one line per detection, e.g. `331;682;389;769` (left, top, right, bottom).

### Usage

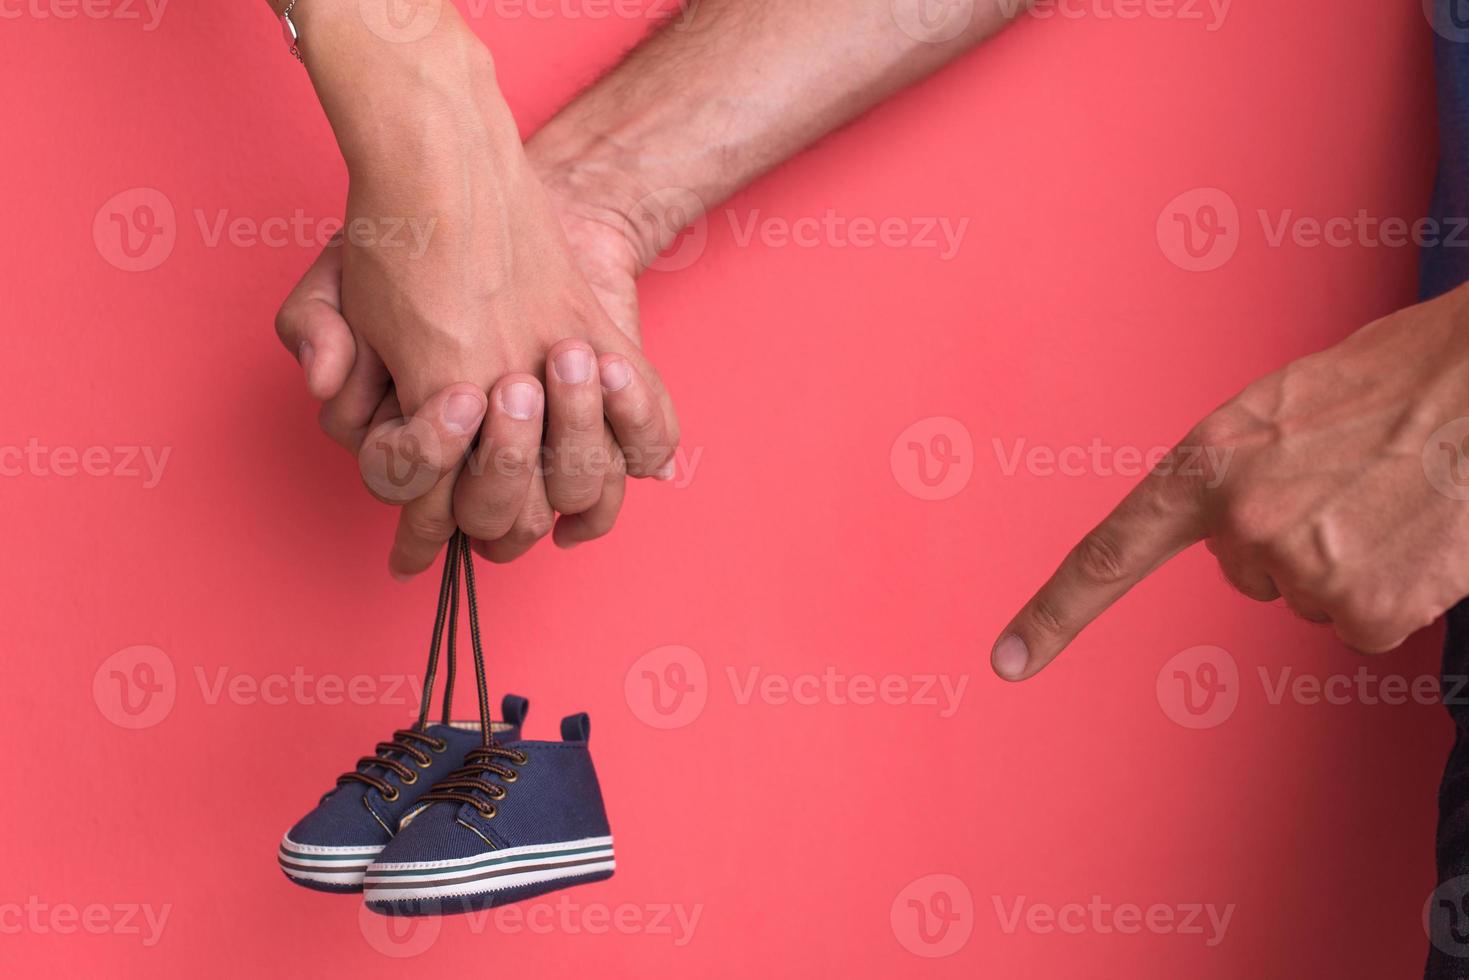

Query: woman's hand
271;2;677;576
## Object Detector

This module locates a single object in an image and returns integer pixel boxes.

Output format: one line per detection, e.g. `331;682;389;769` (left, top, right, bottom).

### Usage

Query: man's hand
992;285;1469;680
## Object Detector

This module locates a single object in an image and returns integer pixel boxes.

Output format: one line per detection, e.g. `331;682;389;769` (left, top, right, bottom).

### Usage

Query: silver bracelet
280;0;303;64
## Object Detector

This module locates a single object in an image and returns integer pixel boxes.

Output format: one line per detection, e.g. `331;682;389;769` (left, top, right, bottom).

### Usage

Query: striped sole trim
278;834;384;886
363;836;614;903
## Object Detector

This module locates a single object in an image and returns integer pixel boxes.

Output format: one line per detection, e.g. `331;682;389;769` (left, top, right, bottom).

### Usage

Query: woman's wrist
285;0;520;178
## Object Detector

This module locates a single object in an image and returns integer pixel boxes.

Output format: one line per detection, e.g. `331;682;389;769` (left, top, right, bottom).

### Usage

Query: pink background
0;0;1448;976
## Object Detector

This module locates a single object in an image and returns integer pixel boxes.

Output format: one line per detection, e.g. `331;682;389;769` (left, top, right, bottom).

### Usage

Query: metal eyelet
431;739;448;753
383;787;400;802
414;756;433;769
479;804;497;819
502;770;518;783
402;771;418;785
490;786;507;800
512;751;529;765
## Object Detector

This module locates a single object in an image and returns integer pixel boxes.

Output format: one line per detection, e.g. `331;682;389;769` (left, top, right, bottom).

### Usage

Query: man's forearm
527;0;1026;264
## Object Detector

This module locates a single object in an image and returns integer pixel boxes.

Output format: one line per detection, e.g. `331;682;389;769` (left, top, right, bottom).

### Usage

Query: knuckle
549;485;601;514
273;305;300;346
404;510;456;545
618;402;662;445
557;399;604;434
482;442;537;480
1028;597;1068;640
516;507;555;542
456;501;516;543
1072;530;1128;586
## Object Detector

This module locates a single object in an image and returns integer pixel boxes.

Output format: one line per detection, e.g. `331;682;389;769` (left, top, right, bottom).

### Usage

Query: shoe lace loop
335;530;483;801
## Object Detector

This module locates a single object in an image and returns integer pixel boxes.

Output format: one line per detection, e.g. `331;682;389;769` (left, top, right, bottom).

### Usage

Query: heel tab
560;713;591;743
501;694;530;728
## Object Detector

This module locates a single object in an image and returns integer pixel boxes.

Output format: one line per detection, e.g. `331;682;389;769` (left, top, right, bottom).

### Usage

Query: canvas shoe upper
363;711;614;916
277;695;529;892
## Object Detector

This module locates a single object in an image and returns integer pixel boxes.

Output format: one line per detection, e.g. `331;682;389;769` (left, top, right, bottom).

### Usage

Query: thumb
274;242;356;400
358;383;488;506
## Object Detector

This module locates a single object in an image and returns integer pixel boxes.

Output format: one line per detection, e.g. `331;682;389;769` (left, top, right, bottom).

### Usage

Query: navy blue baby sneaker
279;533;529;892
362;535;614;916
362;712;615;915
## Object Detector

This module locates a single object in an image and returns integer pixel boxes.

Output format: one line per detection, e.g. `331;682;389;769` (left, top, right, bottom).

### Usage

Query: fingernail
298;340;315;385
443;392;486;434
992;634;1029;680
501;382;540;421
655;459;676;481
601;359;633;392
553;347;593;384
391;569;412;583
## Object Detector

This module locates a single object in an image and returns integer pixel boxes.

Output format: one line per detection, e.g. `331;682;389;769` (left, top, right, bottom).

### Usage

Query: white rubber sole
362;835;615;903
278;834;385;887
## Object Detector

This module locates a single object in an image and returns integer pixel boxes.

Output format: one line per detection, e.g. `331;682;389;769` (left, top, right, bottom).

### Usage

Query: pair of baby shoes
279;531;615;916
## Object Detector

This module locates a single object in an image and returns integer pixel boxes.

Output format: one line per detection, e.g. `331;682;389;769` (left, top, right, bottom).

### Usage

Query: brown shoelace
336;531;467;800
416;531;525;818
